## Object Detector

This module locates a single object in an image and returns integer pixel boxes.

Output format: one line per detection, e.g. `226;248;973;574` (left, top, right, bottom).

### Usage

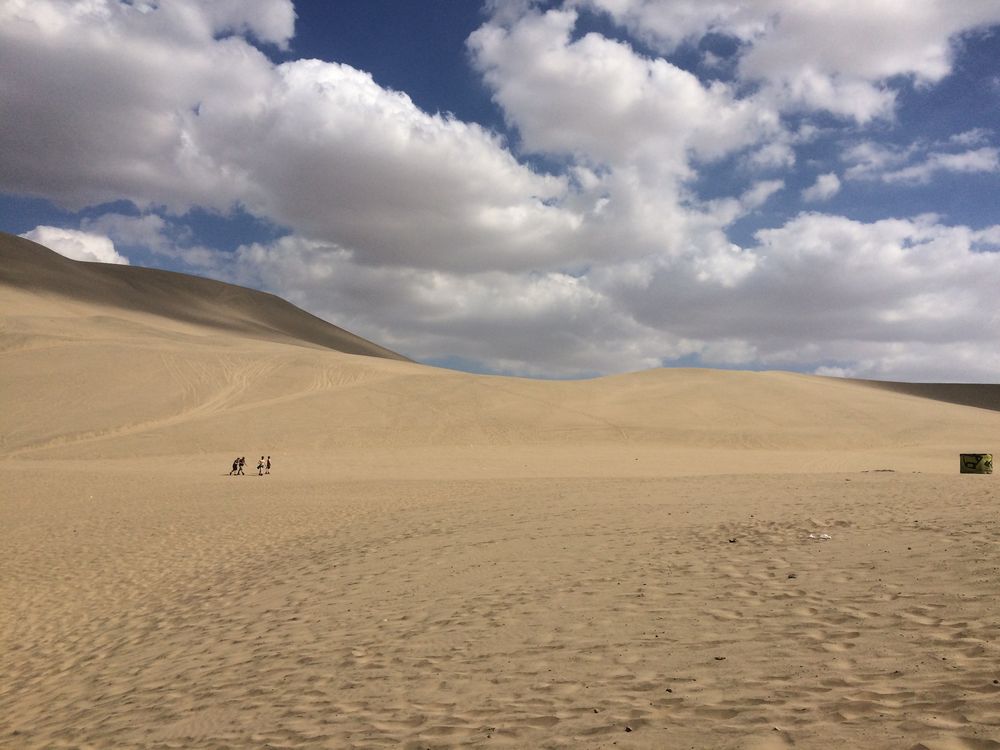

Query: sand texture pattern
2;235;1000;749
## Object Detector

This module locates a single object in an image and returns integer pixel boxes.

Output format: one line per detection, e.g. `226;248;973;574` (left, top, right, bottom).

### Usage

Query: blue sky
2;1;1000;381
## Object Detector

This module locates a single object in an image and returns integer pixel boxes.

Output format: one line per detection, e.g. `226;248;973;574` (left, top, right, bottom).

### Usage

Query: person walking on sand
229;457;239;475
237;456;245;475
265;456;271;475
257;456;265;476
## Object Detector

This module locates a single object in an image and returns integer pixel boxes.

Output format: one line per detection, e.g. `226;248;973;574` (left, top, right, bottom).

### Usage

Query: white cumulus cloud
881;148;1000;185
573;0;1000;122
802;173;841;202
0;0;576;273
227;234;675;376
844;140;1000;185
21;225;130;265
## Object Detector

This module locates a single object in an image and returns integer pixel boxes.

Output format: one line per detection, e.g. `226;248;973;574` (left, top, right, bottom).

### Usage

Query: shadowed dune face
0;232;410;360
857;379;1000;414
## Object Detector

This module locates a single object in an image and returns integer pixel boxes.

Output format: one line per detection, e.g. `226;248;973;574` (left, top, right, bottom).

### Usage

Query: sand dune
0;232;409;360
2;235;999;749
859;379;1000;414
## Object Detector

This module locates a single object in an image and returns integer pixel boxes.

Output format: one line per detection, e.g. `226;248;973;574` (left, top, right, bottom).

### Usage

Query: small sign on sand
960;453;993;474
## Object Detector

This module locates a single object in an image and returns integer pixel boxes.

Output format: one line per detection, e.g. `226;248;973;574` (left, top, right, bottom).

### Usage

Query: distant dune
3;230;1000;749
0;231;409;361
2;228;999;471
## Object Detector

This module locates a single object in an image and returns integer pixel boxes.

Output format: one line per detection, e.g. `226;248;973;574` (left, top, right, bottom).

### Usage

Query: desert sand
2;233;999;749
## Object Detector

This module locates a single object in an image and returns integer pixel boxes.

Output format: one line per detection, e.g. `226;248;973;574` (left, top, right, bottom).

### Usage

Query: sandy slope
0;232;409;360
2;236;1000;749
